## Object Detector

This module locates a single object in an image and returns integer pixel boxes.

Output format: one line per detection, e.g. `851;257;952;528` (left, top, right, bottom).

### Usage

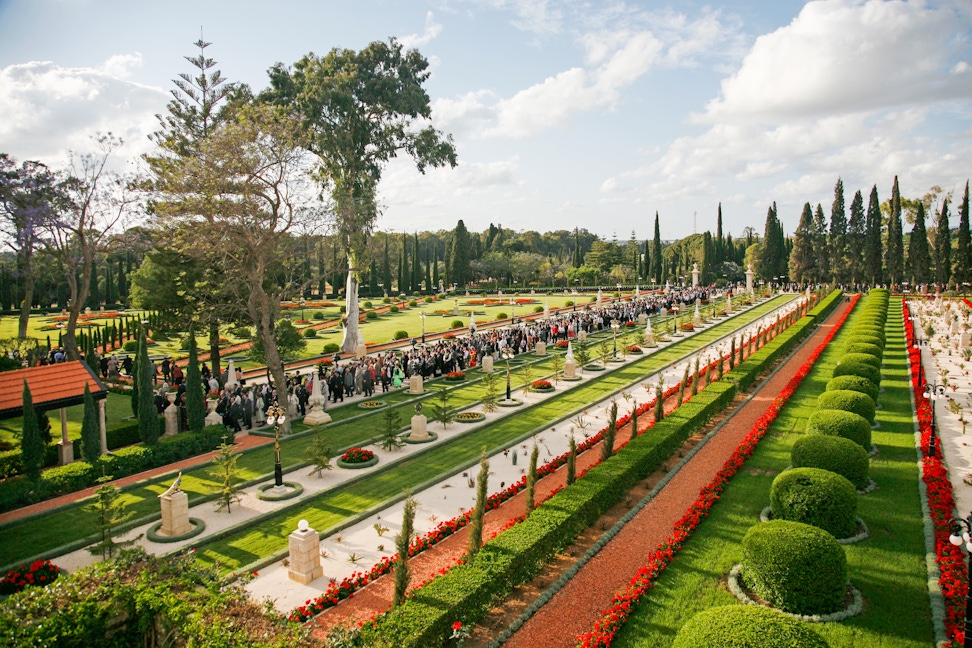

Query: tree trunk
17;260;33;339
342;250;360;354
208;318;221;380
248;279;290;433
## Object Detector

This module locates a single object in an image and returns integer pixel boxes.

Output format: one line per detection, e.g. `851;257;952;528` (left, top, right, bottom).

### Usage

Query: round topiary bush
366;310;378;320
844;342;883;360
844;335;884;351
497;312;508;319
322;342;340;354
389;305;399;313
825;375;879;404
841;352;881;370
792;435;870;490
303;328;317;338
806;409;871;449
741;520;847;615
817;389;876;423
312;311;325;320
770;467;858;537
393;330;409;340
451;319;464;329
671;605;830;648
850;327;885;342
832;361;881;387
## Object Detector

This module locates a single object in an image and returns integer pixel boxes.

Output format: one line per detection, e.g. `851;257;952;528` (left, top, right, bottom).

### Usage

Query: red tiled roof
0;361;107;419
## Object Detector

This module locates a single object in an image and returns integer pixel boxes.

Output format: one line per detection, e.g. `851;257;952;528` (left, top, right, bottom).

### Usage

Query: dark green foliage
846;190;866;284
935;198;952;287
956;181;971;285
450;220;472;288
741;520;847;615
20;381;44;481
844;343;883;361
526;444;539;516
843;334;884;350
826;375;879;404
185;331;205;433
908;203;932;285
864;185;883;285
393;495;416;608
885;176;904;285
137;328;159;446
792;435;870;490
840;352;881;370
601;401;618;462
468;450;488;557
770;467;858;537
832;360;880;387
79;384;101;464
806;409;872;449
671;605;830;648
567;436;577;485
817;389;876;423
210;437;243;513
251;319;306;363
849;327;885;342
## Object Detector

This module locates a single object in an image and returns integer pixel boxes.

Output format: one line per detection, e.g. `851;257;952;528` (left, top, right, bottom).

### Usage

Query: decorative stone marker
962;331;971;350
564;342;577;379
481;355;494;373
578;330;588;342
205;400;223;427
746;263;754;294
644;319;657;347
408;402;430;441
535;341;546;356
637;313;647;325
692;262;700;287
164;403;179;437
303;376;332;426
355;332;367;359
288;519;323;584
409;374;424;395
158;472;192;537
597;288;603;303
225;359;239;389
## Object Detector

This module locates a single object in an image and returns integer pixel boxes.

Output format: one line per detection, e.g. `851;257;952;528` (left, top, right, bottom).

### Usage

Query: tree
79;383;101;463
185;329;206;433
392;494;416;608
428;387;455;429
468;449;489;557
378;407;404;451
601;401;618;461
812;204;828;284
955;181;971;287
567;435;577;485
86;481;141;560
450;220;473;288
137;326;159;446
847;190;866;284
250;319;307;365
211;437;243;513
935;198;952;288
525;444;539;516
758;203;786;280
829;178;847;284
651;212;663;283
20;381;44;481
907;202;932;286
305;430;333;477
480;370;499;412
263;39;457;353
788;203;815;284
885;176;905;287
864;185;883;285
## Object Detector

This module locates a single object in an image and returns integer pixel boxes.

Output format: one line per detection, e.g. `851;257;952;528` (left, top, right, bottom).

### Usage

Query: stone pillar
692;263;700;288
408;413;430;441
288;520;323;584
563;360;577;379
409;374;424;395
303;377;332;426
535;341;546;356
745;264;754;294
355;341;367;359
637;313;647;325
98;398;108;455
58;407;73;466
225;359;239;389
164;405;179;437
481;355;494;373
205;400;223;427
578;330;588;342
159;490;192;536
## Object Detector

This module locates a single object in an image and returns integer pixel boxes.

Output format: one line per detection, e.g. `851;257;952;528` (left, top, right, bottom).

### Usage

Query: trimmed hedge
832;360;880;387
806;409;871;449
817;389;876;423
770;467;858;537
741;520;847;615
791;435;870;490
844;342;883;360
843;335;884;351
671;605;830;648
825;375;879;404
841;352;881;370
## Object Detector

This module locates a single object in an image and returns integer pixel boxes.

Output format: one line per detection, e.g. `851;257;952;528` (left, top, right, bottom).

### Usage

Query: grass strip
610;297;934;648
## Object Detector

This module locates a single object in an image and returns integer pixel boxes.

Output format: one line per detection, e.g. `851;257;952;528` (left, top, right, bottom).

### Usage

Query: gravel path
501;298;853;648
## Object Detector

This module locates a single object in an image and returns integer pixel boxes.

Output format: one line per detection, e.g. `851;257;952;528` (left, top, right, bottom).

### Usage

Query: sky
0;0;970;242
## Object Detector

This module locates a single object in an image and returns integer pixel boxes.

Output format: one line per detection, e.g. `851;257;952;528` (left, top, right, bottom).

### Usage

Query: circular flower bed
0;560;62;595
681;323;695;332
584;364;605;371
146;517;208;543
532;379;554;392
444;371;466;381
555;340;570;348
357;400;387;410
456;412;486;423
337;447;379;469
627;344;643;354
255;481;304;502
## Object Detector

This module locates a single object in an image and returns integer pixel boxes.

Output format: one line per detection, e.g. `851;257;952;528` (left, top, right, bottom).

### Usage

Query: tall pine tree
829;178;847;284
847;190;866;284
450;220;472;288
812;204;828;284
651;213;662;283
955;181;971;286
885;176;905;287
907;202;931;286
935;198;952;288
864;185;883;285
788;203;815;284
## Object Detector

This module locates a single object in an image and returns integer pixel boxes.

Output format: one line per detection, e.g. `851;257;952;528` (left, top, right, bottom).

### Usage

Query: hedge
843;335;884;351
840;352;881;370
671;605;830;648
832;360;881;387
359;290;844;646
805;409;871;450
770;467;858;537
817;389;876;424
741;519;847;615
825;375;879;404
791;434;869;490
843;342;883;360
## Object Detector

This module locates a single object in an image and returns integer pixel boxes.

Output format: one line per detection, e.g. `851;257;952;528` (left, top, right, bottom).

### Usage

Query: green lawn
0;296;790;571
0;392;135;448
611;297;934;648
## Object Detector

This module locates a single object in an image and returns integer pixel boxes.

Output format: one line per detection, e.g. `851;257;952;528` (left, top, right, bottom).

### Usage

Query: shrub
303;328;317;339
817;389;875;423
322;342;340;354
123;340;139;353
741;520;847;615
565;300;574;307
497;312;508;320
843;335;883;351
229;326;251;339
393;330;409;340
424;296;433;303
364;301;373;309
366;310;378;320
770;467;858;537
339;305;346;313
844;342;883;360
806;409;871;449
825;375;879;404
534;305;544;313
792;435;870;490
312;311;325;320
671;605;830;648
382;297;391;304
451;319;464;329
840;352;881;370
408;300;418;307
389;305;400;313
832;360;880;387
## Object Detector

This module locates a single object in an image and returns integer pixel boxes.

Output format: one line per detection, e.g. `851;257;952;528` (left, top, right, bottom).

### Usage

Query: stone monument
408;402;430;441
225;359;239;389
163;398;179;437
692;262;700;288
544;299;550;318
158;472;192;537
578;330;588;342
693;302;703;328
746;263;754;294
638;313;647;325
644;318;657;347
535;341;547;356
482;355;494;373
597;288;603;303
564;342;577;379
303;376;332;426
409;374;424;395
288;519;323;584
355;332;367;359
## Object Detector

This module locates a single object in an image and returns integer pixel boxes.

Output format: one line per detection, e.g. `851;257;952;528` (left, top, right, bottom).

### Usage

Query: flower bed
626;345;642;354
680;323;695;332
358;401;388;410
337;447;378;469
577;293;856;647
0;559;62;595
555;340;570;348
444;371;466;381
532;379;554;392
456;412;486;423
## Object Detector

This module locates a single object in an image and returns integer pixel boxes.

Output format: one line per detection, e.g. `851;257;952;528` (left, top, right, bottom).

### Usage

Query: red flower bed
0;559;62;595
905;300;966;646
445;371;466;381
532;379;552;390
340;448;375;464
556;340;570;348
680;323;694;331
577;295;858;647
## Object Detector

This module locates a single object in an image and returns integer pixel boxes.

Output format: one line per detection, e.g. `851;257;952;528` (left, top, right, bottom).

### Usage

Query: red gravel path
502;298;853;648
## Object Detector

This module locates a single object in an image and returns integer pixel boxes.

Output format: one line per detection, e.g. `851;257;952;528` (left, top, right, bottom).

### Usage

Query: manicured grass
612;297;933;648
0;392;135;448
0;296;790;569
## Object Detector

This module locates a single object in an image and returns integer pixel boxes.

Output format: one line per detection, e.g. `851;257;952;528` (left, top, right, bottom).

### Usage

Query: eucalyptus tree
262;39;457;352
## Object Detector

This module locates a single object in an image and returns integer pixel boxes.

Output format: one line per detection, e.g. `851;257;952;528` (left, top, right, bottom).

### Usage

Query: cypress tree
424;244;432;293
829;178;847;284
601;401;618;461
525;444;539;516
864;185;883;285
381;236;392;294
186;328;205;433
573;227;582;268
760;203;785;280
678;366;688;403
80;383;101;463
630;401;639;437
812;204;828;284
451;220;472;288
651;213;662;283
715;203;724;264
399;233;406;292
935;198;952;288
955;181;971;286
432;242;440;290
20;381;44;481
642;239;650;281
691;356;700;396
847;190;866;284
654;383;664;421
411;232;420;292
885;176;905;287
788;203;815;283
392;494;416;608
468;449;489;557
566;435;577;485
137;326;160;445
131;344;140;418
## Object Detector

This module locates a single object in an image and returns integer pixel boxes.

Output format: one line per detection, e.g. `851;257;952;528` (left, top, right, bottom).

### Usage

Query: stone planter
337;456;379;469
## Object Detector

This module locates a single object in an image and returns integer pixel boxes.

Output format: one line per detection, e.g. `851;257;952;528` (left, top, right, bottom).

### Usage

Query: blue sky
0;0;970;241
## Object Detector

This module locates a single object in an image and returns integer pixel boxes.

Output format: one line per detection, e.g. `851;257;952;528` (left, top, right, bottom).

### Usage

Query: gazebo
0;361;109;465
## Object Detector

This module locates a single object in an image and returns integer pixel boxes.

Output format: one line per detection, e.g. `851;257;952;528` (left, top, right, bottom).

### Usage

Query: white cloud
399;11;443;49
700;0;972;124
0;59;166;168
100;52;143;78
459;0;564;36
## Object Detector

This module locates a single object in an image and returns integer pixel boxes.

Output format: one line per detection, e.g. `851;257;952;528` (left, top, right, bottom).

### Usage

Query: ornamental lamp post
502;346;515;401
510;297;516;325
924;382;947;458
611;319;620;359
420;311;426;345
948;517;972;647
266;401;287;488
672;305;680;336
